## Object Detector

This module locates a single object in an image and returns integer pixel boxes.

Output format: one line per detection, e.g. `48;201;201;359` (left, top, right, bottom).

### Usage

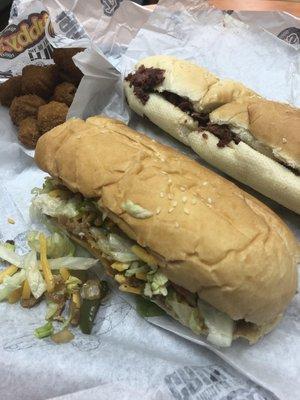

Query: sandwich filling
125;66;299;175
32;178;277;346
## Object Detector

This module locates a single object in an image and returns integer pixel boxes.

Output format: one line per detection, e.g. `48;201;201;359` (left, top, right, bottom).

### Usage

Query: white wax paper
0;156;276;400
66;1;300;399
0;1;299;400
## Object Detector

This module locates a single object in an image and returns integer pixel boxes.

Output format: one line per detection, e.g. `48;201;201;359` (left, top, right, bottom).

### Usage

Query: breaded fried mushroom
10;95;46;126
18;117;41;149
37;101;68;134
22;64;60;99
0;76;22;107
53;48;84;86
53;82;76;106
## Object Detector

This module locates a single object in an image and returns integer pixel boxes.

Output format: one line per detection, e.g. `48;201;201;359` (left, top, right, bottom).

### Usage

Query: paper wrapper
0;1;299;400
0;164;277;400
67;1;300;399
0;0;151;158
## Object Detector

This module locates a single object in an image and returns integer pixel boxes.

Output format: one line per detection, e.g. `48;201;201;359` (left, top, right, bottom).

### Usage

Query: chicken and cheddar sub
124;55;300;214
33;117;299;347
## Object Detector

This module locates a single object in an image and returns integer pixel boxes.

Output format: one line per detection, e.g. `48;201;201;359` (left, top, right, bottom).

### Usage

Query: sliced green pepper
79;280;109;334
79;298;101;334
135;296;166;318
35;321;54;339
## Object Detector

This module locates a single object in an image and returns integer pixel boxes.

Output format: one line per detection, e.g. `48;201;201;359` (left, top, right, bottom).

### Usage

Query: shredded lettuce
0;250;98;271
165;290;203;335
65;276;82;294
125;262;148;277
31;193;79;219
144;271;168;298
27;231;75;258
197;299;234;347
24;251;46;299
4;242;15;252
31;177;57;195
0;243;22;266
0;269;26;301
45;302;58;320
90;229;139;263
108;234;139;262
122;200;153;219
47;256;98;270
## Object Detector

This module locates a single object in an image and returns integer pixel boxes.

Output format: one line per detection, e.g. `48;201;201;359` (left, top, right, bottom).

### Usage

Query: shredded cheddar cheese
111;262;130;272
119;284;142;294
39;233;55;293
8;287;22;304
22;279;31;300
131;245;158;268
0;265;18;284
114;274;127;284
59;267;70;282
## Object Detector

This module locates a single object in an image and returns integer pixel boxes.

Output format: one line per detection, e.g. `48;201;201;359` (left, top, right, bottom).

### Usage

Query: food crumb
202;133;208;139
282;138;287;144
182;196;187;204
7;218;15;225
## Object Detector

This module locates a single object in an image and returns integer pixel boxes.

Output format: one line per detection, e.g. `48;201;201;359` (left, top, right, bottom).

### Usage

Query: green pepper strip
79;281;109;334
35;322;54;339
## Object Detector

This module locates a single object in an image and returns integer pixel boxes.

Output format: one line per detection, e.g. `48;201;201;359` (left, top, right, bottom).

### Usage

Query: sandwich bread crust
124;55;300;213
35;117;298;326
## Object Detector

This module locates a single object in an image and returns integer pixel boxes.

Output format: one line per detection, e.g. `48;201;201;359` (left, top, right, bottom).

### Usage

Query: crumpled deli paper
66;1;300;399
0;168;277;400
0;1;299;400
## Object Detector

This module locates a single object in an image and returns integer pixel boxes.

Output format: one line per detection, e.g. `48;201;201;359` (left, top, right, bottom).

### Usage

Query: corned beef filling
126;66;298;174
125;66;241;148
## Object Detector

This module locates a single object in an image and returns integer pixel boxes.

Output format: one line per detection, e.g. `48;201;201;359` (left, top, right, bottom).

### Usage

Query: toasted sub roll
124;55;300;214
34;117;299;346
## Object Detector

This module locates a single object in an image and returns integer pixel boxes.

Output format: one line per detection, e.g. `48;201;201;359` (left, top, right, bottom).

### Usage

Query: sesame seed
161;171;167;175
172;200;178;207
282;138;287;144
168;193;174;200
184;208;190;215
168;207;174;213
156;207;161;215
277;147;282;151
207;204;212;208
168;178;172;184
161;158;166;162
203;181;208;186
192;198;197;205
182;196;187;203
160;192;165;198
175;222;180;228
207;197;212;204
180;186;186;192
